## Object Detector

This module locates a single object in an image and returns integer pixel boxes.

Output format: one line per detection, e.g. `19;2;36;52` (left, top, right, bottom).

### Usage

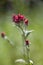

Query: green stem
17;25;30;65
17;25;26;58
26;46;30;65
6;38;14;47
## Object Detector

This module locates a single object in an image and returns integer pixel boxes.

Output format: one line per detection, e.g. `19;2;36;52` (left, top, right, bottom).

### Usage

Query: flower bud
1;32;5;38
13;15;20;23
24;19;28;25
18;14;24;21
25;40;29;46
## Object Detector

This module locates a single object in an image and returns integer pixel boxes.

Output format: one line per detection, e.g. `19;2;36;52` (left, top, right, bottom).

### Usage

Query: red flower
1;32;5;38
13;15;20;23
24;19;28;25
12;14;29;25
25;40;29;45
18;14;24;21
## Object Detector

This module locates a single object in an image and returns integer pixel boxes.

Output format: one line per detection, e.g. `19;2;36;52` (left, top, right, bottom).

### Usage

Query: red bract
13;15;20;23
25;40;29;45
18;14;24;21
1;32;5;38
24;19;28;25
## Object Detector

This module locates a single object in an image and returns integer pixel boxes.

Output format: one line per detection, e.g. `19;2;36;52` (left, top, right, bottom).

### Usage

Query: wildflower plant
1;14;34;65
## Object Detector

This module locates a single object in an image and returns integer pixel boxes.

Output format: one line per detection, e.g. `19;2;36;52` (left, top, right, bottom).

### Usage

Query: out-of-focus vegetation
0;0;43;65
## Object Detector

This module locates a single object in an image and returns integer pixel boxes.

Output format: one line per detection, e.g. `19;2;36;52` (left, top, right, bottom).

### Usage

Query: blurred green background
0;0;43;65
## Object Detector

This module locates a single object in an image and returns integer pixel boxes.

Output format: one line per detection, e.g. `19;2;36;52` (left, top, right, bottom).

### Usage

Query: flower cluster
13;14;28;25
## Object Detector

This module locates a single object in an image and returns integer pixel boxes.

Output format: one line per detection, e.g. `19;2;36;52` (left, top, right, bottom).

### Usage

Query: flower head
1;32;5;38
25;40;29;46
18;14;24;21
12;14;25;24
13;14;20;23
12;13;29;29
24;19;28;25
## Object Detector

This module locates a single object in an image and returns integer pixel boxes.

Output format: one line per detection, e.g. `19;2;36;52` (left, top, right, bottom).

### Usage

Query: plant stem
17;25;30;65
26;46;30;65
